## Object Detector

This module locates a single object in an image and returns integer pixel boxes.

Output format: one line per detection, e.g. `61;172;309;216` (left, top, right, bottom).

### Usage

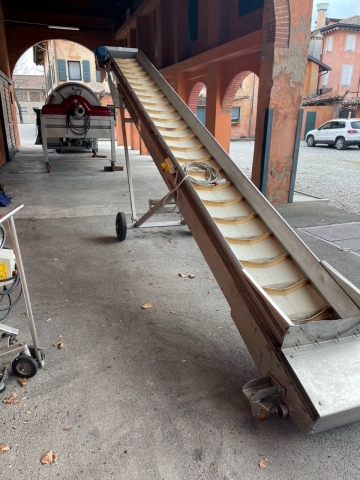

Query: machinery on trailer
95;46;360;434
34;83;116;172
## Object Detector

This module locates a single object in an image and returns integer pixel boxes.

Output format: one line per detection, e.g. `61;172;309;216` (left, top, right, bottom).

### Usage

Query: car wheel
306;135;315;147
335;137;346;150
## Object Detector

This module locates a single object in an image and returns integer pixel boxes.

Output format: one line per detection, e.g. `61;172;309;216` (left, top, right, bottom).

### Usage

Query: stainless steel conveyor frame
99;46;360;434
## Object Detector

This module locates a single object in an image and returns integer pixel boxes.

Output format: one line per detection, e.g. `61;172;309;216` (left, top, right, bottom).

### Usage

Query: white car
306;118;360;150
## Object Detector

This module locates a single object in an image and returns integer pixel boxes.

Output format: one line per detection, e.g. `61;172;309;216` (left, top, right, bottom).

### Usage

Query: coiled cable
182;162;221;186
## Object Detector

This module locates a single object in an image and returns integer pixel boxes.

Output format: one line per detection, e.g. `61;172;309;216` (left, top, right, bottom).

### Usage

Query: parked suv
306;118;360;150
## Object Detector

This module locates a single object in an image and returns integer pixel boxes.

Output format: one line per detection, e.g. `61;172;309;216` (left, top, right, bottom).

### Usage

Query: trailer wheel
116;212;127;241
12;355;39;378
251;408;269;421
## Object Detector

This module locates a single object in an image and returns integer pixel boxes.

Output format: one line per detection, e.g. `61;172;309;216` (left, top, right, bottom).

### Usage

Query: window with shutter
58;59;67;81
82;60;91;82
345;34;356;51
326;35;334;52
68;61;81;80
322;71;330;87
340;65;354;86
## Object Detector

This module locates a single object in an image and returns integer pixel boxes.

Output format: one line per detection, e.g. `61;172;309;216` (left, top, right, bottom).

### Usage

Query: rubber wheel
251;408;270;421
46;164;51;173
306;135;315;147
27;345;45;362
116;212;127;241
0;383;5;393
335;137;346;150
12;355;39;378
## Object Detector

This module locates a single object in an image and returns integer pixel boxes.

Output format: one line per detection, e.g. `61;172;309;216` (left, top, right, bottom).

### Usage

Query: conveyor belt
102;47;360;434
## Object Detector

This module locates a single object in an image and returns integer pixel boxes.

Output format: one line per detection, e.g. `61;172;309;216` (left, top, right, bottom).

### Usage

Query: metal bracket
243;376;288;419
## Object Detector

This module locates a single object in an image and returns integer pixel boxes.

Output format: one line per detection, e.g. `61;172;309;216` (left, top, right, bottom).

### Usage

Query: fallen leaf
180;360;187;363
3;393;20;405
40;450;58;465
63;427;71;431
23;421;29;424
170;311;176;314
259;459;267;469
178;273;195;279
46;318;51;322
0;444;10;455
17;378;27;387
141;302;153;309
53;341;64;349
25;411;31;414
168;239;173;243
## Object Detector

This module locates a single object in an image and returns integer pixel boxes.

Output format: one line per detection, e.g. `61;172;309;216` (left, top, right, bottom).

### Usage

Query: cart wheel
116;212;127;241
12;355;39;378
111;162;116;172
0;383;5;393
27;345;45;362
46;164;51;173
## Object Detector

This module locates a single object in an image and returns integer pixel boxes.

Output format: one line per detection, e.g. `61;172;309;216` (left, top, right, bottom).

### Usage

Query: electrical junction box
0;249;16;286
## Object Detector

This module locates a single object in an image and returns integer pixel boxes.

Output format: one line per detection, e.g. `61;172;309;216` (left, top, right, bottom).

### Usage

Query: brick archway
222;71;253;114
265;0;290;48
188;82;205;114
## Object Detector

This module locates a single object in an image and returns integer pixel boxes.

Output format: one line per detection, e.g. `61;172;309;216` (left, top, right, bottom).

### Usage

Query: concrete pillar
205;63;231;153
252;0;313;204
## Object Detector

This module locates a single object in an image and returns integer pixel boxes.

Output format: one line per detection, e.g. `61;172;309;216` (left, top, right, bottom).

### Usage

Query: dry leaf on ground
141;302;153;309
170;311;175;314
46;318;51;322
259;459;267;469
3;393;20;405
63;427;71;431
40;450;58;465
53;341;64;349
178;273;195;279
0;444;10;455
17;378;27;387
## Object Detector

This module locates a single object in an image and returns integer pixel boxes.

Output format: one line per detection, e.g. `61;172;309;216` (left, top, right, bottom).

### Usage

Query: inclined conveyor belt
102;47;360;434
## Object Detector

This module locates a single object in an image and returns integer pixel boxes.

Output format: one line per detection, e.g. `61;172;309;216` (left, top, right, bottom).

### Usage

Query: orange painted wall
303;60;320;97
301;105;335;138
321;30;360;96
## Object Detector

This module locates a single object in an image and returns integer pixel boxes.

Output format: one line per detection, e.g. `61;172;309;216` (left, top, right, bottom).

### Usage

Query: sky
13;0;360;74
312;0;360;26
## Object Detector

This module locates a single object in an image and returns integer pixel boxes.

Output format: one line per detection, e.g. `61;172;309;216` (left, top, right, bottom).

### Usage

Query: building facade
34;40;108;97
13;75;46;124
320;16;360;97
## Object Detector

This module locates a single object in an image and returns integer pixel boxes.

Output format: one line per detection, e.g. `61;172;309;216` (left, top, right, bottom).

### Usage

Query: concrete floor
0;139;360;480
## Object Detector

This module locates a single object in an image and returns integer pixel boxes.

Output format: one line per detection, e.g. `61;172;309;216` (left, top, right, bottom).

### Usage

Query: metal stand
0;205;44;391
115;95;186;241
40;114;115;173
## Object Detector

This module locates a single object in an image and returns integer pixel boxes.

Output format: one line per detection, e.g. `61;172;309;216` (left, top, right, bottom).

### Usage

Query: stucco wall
301;105;335;138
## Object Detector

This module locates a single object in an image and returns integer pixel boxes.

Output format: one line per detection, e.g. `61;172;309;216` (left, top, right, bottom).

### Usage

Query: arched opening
13;40;113;145
222;71;259;177
188;82;206;124
222;71;259;140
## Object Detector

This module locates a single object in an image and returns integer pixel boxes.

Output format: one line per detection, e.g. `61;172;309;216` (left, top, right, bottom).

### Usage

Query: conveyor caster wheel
251;408;269;421
111;161;116;172
116;212;127;241
12;355;39;378
46;164;51;173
